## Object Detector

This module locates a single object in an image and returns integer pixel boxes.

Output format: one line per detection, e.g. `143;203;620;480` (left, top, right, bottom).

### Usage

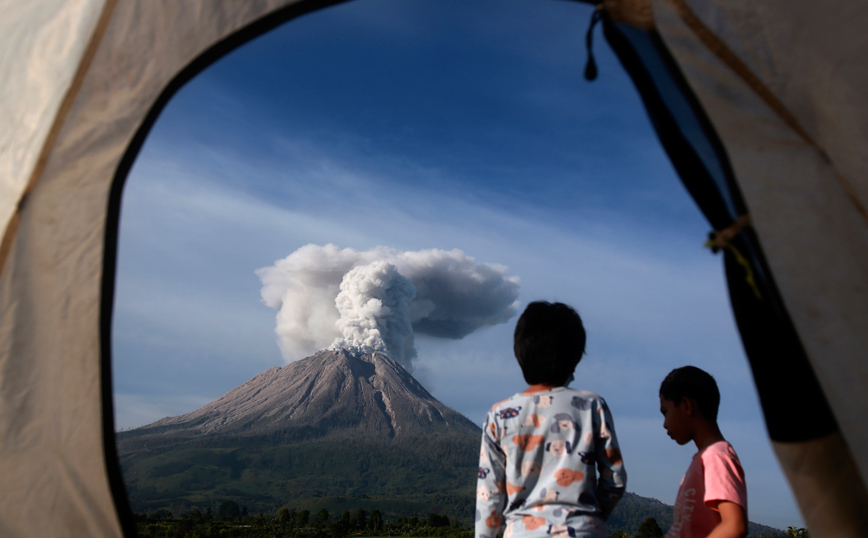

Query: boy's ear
680;397;696;417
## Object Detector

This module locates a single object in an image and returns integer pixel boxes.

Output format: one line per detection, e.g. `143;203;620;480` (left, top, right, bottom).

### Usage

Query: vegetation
120;431;479;521
635;517;664;538
119;431;787;537
133;506;472;538
605;493;785;538
606;492;672;533
132;505;794;538
605;518;802;538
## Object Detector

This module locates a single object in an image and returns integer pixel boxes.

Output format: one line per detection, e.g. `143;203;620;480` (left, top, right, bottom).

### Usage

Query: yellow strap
704;239;763;301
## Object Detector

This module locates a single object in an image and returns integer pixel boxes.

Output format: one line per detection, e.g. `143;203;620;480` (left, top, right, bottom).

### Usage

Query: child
476;301;626;538
659;366;748;538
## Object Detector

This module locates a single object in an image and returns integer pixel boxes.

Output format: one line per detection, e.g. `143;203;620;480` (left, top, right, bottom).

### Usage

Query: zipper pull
584;5;605;81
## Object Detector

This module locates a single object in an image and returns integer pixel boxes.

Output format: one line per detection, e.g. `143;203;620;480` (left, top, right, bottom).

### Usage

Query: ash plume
257;244;521;370
333;261;417;361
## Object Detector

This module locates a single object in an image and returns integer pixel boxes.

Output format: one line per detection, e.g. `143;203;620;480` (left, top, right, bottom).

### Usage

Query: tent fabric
649;1;868;533
598;14;838;445
597;10;866;535
0;0;108;265
773;433;868;538
651;0;868;483
2;0;868;536
0;2;318;536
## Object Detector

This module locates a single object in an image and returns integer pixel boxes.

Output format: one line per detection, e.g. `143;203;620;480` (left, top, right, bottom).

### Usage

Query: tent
1;0;866;536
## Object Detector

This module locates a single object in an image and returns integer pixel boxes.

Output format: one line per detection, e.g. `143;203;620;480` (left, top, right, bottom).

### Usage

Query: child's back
476;302;626;538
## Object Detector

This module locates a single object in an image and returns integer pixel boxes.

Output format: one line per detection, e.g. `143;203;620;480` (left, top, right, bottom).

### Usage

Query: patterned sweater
476;386;627;538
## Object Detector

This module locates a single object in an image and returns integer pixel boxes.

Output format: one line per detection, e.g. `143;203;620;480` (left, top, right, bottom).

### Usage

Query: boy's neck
523;383;560;395
692;421;726;451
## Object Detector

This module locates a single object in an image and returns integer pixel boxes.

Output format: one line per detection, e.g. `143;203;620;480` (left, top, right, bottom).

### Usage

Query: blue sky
112;0;801;529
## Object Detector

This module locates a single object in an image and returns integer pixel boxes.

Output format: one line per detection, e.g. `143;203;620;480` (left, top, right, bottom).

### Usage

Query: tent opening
106;0;801;533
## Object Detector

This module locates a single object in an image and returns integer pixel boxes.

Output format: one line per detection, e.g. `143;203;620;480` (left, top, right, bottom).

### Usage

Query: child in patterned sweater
476;301;627;538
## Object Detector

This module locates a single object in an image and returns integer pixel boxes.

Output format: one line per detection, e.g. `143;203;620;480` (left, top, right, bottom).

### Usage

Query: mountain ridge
119;349;478;447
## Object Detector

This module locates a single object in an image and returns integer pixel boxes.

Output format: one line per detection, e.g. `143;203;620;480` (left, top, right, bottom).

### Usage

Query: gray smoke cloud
257;244;521;370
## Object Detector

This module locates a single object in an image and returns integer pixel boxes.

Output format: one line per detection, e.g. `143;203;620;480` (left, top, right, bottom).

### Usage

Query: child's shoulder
489;395;518;411
570;388;603;400
487;388;546;413
700;440;743;468
699;440;746;491
488;387;607;413
562;388;611;413
703;439;734;450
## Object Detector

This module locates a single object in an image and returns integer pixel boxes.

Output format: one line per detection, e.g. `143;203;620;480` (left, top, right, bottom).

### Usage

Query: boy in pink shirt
659;367;747;538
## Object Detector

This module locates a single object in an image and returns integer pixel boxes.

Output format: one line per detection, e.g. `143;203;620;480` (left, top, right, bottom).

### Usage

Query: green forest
120;430;793;538
133;503;800;538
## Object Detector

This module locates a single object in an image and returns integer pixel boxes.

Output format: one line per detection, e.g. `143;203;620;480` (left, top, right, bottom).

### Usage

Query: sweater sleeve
593;398;627;520
476;411;507;538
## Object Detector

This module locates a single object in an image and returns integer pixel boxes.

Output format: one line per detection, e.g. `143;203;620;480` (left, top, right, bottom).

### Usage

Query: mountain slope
119;349;477;447
116;350;481;516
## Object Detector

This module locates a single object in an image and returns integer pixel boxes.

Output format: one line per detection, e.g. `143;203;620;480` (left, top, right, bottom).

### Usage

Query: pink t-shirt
666;441;746;538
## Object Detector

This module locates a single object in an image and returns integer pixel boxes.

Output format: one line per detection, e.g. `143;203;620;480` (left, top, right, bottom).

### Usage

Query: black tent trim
597;13;837;443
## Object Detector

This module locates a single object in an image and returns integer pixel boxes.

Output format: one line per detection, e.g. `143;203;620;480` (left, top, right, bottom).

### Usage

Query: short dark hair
514;301;586;386
659;366;720;421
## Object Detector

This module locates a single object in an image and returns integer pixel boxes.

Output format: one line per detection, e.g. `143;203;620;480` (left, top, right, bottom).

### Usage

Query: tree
331;510;352;535
428;513;450;527
278;508;291;525
636;517;664;538
217;500;241;520
298;509;310;527
369;509;384;531
354;509;367;530
315;508;330;527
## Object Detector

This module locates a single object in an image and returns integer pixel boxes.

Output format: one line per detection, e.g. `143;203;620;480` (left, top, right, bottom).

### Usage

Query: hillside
116;349;781;536
117;350;480;517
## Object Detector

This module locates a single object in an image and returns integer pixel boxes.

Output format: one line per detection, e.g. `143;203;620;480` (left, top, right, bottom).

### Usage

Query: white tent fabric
0;0;104;256
0;2;297;536
1;0;867;536
651;1;868;534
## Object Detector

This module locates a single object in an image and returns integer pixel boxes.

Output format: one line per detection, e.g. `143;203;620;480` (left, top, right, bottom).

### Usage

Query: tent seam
667;0;868;224
0;0;119;275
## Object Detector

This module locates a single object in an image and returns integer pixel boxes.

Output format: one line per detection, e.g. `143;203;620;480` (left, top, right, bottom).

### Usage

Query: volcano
119;349;478;444
116;349;482;517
